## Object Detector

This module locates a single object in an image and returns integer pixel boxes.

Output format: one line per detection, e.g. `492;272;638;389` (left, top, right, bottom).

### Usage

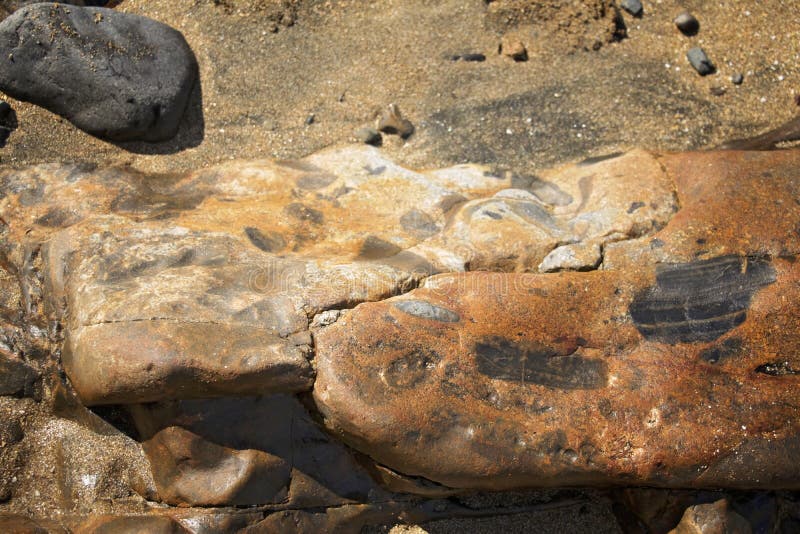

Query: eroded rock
313;149;800;491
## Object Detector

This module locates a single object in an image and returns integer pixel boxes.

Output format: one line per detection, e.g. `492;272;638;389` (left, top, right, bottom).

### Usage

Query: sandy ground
1;0;799;177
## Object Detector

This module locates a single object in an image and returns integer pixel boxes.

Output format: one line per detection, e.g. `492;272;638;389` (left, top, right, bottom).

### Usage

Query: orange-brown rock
313;149;800;491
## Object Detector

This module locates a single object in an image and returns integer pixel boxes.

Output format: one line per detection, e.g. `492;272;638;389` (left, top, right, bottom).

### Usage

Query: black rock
620;0;643;17
0;101;10;122
0;3;198;142
674;12;700;36
460;53;486;62
686;47;715;76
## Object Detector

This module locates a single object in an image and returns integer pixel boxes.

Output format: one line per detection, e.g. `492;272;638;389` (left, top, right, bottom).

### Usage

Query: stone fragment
669;499;751;534
538;241;602;272
314;149;800;491
731;73;744;85
130;395;387;507
0;514;66;534
377;104;415;138
500;36;528;61
687;47;714;76
0;347;37;396
674;12;699;36
620;0;643;17
0;3;197;141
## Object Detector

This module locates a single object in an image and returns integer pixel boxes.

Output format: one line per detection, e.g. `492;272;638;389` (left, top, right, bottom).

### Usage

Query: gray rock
687;47;715;76
674;12;699;36
621;0;643;17
0;3;198;142
732;72;744;85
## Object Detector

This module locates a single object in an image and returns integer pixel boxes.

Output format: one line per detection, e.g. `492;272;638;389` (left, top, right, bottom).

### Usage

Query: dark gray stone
620;0;643;17
687;47;715;76
732;72;744;85
0;3;198;142
674;12;699;36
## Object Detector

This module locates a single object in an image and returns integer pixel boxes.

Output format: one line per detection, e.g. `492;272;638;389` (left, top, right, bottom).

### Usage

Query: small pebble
710;86;727;96
500;37;527;61
452;53;486;62
354;127;382;146
377;104;415;139
304;113;315;125
686;47;714;76
620;0;643;17
731;72;744;85
674;12;699;35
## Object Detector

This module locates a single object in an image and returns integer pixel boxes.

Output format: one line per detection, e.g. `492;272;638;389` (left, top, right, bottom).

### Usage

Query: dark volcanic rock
0;3;197;142
0;348;37;396
687;47;715;76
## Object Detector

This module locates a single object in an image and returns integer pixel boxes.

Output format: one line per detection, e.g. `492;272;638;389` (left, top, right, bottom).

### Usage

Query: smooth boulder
0;3;197;141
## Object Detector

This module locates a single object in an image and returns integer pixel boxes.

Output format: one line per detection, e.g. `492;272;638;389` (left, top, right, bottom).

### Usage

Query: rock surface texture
1;145;800;530
0;3;197;141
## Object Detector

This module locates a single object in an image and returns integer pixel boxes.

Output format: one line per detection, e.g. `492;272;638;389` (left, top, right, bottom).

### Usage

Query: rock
731;73;744;85
0;347;37;396
0;146;508;406
687;47;715;76
355;126;382;146
377;104;415;138
313;148;800;491
0;3;197;142
669;499;751;534
74;515;191;534
0;514;66;534
500;36;528;61
458;53;486;62
538;241;602;272
130;395;387;507
674;12;700;36
620;0;643;17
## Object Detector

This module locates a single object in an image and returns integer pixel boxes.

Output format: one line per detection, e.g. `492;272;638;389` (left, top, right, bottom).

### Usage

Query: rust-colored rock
130;395;388;507
313;149;800;491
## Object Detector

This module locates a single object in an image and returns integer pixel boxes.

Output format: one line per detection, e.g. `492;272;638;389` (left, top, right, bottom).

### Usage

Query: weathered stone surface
313;149;800;491
0;146;509;404
0;513;67;533
0;3;197;141
130;395;388;507
669;499;751;534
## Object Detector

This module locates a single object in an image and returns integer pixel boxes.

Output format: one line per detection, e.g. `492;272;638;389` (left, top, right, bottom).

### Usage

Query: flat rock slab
313;149;800;491
0;3;197;141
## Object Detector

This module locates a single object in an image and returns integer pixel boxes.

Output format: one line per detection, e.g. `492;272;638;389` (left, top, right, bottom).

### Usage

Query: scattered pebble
731;72;744;85
451;53;486;62
377;104;415;139
354;127;382;146
686;47;715;76
674;12;699;36
305;113;315;125
620;0;643;17
499;37;527;62
710;86;727;97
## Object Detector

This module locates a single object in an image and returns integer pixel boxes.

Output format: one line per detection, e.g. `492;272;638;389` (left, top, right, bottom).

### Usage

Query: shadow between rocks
112;72;205;155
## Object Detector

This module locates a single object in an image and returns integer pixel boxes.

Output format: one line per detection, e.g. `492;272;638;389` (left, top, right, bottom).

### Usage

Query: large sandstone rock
0;3;197;141
313;149;800;491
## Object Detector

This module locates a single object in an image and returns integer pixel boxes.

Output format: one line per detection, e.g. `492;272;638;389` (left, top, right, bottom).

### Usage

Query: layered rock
1;145;799;530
